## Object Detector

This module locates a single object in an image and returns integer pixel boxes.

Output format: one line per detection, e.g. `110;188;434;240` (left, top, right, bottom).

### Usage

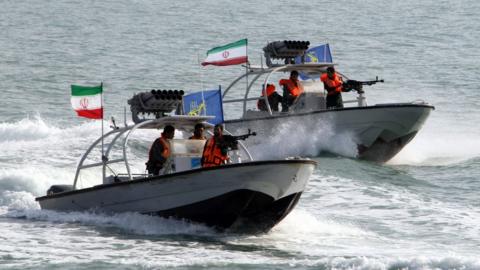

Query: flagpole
100;82;106;184
245;39;249;115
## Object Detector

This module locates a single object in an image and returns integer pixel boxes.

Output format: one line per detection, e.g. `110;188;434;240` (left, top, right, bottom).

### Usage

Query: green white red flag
71;84;103;119
202;39;248;66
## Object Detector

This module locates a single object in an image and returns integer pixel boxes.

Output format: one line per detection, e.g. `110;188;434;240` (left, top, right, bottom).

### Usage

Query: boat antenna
100;82;107;183
123;106;127;127
197;50;207;116
245;41;249;107
110;116;118;130
260;53;263;69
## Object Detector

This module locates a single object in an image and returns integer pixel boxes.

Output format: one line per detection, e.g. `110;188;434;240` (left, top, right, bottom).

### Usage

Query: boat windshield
170;139;205;158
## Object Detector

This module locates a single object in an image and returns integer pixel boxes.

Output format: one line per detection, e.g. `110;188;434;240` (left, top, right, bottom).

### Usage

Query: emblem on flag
71;84;103;119
183;89;224;125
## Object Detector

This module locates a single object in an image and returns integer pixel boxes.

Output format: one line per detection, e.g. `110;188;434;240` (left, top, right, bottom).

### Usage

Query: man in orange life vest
146;125;175;175
201;124;230;168
189;123;206;140
321;66;345;109
279;70;303;112
257;83;282;112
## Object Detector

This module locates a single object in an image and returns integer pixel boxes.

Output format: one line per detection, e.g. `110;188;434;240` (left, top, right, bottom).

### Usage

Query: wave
0;115;102;166
389;129;480;166
0;191;39;212
0;190;214;236
306;256;480;270
0;114;62;143
0;114;103;144
271;208;371;238
1;191;479;269
0;167;74;197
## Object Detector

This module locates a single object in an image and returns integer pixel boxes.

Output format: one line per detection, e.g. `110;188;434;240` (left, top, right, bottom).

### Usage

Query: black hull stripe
146;190;303;232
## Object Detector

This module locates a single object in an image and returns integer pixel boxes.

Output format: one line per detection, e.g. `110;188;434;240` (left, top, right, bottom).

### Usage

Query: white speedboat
220;41;434;162
36;91;316;233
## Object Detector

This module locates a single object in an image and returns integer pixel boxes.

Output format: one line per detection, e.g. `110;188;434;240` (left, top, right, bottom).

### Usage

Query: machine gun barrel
221;129;257;150
230;129;257;141
356;76;385;85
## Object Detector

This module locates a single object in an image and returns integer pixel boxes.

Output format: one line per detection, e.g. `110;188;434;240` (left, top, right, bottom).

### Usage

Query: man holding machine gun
201;124;230;168
201;124;256;168
322;66;385;109
321;66;346;109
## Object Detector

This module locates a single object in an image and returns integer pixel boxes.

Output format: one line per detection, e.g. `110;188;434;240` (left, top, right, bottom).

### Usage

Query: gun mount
263;40;310;67
128;89;184;124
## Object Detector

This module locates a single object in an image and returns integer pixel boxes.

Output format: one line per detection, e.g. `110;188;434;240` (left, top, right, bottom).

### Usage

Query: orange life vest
261;84;276;97
279;78;303;97
202;137;229;167
148;136;170;161
321;73;343;95
257;84;276;109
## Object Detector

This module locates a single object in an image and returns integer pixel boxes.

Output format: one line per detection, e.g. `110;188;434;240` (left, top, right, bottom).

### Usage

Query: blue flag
183;89;224;125
295;44;333;80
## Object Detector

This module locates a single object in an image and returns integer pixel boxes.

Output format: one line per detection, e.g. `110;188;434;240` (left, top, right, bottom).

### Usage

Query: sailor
279;70;304;112
201;124;230;167
257;83;283;112
189;123;206;140
321;66;345;109
146;125;175;175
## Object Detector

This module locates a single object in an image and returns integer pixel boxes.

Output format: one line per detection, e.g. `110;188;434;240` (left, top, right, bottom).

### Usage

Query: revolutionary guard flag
183;89;224;125
295;44;333;80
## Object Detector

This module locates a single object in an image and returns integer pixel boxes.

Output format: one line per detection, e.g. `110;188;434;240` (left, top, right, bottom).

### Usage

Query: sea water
1;0;480;269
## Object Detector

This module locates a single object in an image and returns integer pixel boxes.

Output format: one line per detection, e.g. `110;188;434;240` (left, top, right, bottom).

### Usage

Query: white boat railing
220;63;366;116
73;127;130;189
73;116;255;188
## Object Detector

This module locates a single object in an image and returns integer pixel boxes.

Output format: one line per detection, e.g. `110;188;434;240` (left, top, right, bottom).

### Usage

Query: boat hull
225;104;434;163
152;189;303;232
36;160;315;232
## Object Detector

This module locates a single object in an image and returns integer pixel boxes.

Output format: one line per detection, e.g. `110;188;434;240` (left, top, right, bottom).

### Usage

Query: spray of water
389;122;480;166
245;115;359;160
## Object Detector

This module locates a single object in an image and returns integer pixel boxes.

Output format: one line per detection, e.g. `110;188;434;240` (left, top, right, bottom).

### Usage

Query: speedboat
219;41;434;162
35;90;316;233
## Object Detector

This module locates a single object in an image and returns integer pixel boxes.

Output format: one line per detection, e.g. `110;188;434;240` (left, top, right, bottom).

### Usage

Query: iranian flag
201;39;248;66
71;84;103;119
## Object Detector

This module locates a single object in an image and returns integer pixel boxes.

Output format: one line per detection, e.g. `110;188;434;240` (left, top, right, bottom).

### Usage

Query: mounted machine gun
343;77;385;93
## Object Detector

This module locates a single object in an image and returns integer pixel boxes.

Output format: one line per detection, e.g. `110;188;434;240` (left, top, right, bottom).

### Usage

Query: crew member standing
146;125;175;175
201;124;230;168
321;66;345;108
279;70;303;112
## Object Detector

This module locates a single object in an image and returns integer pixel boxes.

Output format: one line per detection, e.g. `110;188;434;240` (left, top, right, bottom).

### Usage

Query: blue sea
1;0;479;269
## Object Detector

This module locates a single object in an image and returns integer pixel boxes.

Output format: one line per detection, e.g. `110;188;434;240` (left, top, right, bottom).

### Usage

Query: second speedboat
216;40;434;162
